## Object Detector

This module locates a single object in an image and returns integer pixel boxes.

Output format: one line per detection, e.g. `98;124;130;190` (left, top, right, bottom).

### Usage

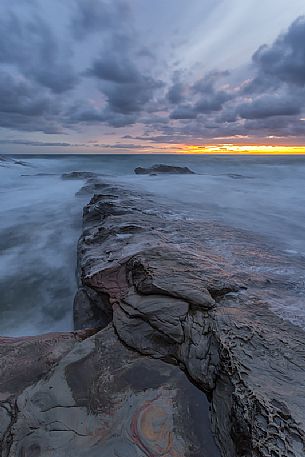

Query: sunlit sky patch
1;0;305;154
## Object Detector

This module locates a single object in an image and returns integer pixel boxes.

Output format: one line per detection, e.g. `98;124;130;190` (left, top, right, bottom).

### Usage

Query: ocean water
1;154;305;336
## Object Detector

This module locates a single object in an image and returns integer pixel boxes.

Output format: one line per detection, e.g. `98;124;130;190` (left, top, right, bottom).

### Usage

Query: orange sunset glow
181;144;305;154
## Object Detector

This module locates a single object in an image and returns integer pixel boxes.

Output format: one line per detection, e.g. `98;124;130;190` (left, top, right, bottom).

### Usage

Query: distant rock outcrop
134;163;195;175
0;155;30;167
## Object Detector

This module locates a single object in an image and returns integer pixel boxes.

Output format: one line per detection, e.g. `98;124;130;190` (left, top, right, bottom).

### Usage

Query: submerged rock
134;163;195;174
75;182;111;197
62;171;97;180
0;155;30;167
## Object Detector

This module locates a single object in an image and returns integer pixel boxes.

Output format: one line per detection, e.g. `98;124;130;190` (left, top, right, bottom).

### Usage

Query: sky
1;0;305;154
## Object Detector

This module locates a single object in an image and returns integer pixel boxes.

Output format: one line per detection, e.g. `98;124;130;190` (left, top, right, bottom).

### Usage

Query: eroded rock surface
1;181;305;457
76;184;305;457
0;328;219;457
0;330;95;454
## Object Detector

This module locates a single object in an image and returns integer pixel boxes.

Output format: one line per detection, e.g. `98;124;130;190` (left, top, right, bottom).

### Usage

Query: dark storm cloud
89;55;140;84
72;0;164;126
194;90;232;114
0;12;77;93
237;94;302;120
253;16;305;86
70;105;139;127
0;139;155;150
242;116;304;135
1;0;305;146
0;72;50;116
167;81;185;104
0;140;75;147
218;16;305;131
192;71;230;92
0;71;62;133
76;12;305;139
71;0;129;40
169;71;233;120
193;72;232;113
162;16;305;143
85;44;163;122
170;105;197;120
102;75;163;114
91;143;154;149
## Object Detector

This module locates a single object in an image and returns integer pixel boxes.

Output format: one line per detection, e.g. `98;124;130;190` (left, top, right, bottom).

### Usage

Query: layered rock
0;183;221;456
76;183;305;457
1;180;305;457
0;330;95;455
2;326;220;457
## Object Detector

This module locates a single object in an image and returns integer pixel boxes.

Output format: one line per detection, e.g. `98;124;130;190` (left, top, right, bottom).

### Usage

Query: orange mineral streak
181;144;305;154
129;392;183;457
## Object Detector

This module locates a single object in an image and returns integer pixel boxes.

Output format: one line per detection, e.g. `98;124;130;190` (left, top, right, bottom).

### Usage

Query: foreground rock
75;184;305;457
0;328;219;457
0;330;94;453
1;181;305;457
134;163;195;174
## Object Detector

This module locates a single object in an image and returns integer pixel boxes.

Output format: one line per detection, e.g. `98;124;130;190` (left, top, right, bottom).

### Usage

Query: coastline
0;176;304;456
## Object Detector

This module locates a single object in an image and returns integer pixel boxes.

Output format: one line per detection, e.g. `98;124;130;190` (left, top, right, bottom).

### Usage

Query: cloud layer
0;0;305;151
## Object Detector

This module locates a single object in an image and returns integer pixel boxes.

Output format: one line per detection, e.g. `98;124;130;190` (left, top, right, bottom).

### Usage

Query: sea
1;154;305;336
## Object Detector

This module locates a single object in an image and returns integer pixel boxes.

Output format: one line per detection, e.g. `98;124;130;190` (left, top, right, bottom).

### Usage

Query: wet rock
0;408;10;442
2;182;305;457
21;172;56;177
0;331;93;402
1;327;220;457
73;286;112;330
0;156;30;167
226;173;253;180
62;171;97;180
134;163;195;174
74;185;305;457
0;330;97;455
75;182;110;196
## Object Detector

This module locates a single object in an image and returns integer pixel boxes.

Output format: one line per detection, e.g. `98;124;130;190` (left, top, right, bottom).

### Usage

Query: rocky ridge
0;179;304;457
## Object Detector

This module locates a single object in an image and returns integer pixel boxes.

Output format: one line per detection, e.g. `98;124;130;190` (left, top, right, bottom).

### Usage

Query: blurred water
0;159;86;336
1;154;305;335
